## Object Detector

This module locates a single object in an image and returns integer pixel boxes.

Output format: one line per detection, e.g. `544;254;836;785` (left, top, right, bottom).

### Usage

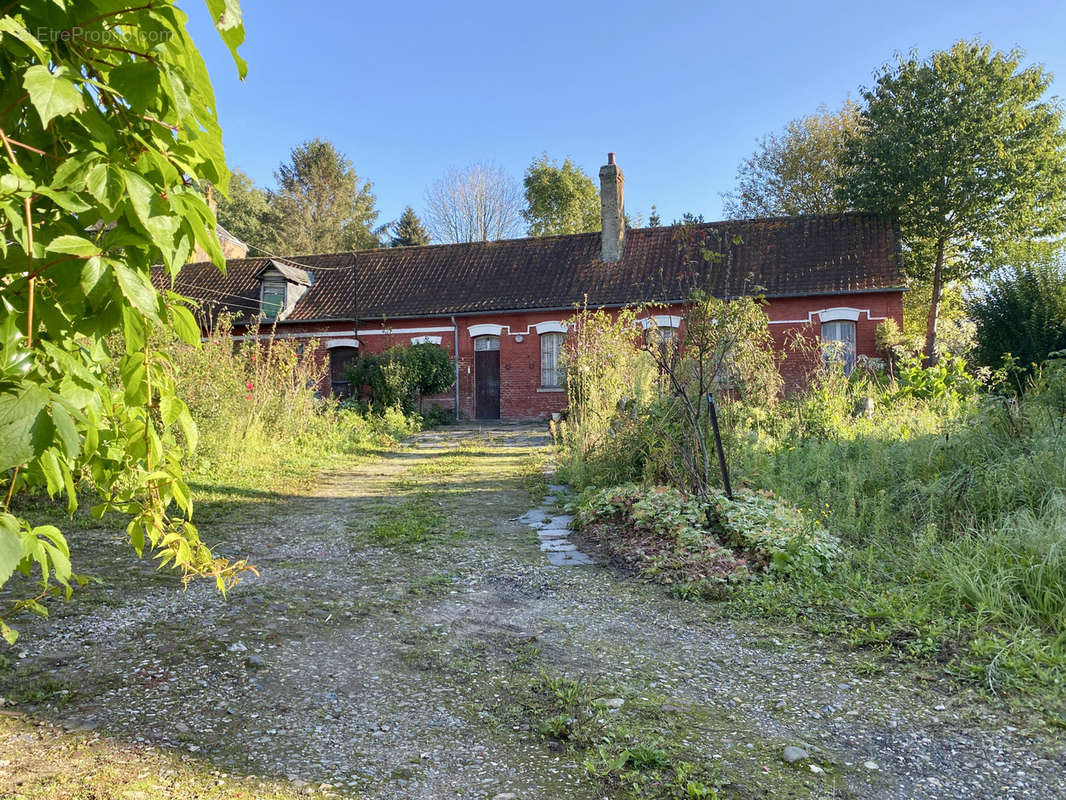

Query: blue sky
187;0;1066;235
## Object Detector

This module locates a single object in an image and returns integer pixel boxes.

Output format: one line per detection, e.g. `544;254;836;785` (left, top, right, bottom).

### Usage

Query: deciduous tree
722;103;859;219
214;168;269;249
0;0;252;642
838;42;1066;362
425;163;522;243
521;155;600;236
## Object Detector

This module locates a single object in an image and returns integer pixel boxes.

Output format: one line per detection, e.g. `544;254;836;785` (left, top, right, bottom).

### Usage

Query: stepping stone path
518;481;595;566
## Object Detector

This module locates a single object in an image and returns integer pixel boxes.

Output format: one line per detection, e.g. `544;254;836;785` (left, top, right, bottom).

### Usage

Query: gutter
450;314;460;420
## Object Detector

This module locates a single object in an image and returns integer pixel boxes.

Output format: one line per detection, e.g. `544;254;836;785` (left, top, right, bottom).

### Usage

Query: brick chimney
599;152;625;262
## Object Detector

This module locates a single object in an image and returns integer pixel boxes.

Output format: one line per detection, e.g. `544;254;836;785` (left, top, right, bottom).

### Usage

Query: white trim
228;324;454;342
228;330;356;342
411;335;442;345
533;320;568;335
819;307;861;323
359;326;453;335
468;323;505;337
638;314;682;330
767;308;889;325
325;338;360;349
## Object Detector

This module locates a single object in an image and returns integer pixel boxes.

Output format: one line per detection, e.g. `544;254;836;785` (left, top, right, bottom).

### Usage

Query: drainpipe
451;314;460;420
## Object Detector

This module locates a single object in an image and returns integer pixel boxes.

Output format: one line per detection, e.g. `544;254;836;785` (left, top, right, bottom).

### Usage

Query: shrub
166;317;418;485
969;246;1066;379
574;484;841;594
349;343;454;413
891;354;981;402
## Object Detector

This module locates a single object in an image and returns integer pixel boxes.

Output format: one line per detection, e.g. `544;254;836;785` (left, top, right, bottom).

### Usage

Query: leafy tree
969;240;1066;376
214;168;268;248
0;0;251;642
267;139;380;253
348;349;411;411
521;155;600;236
648;205;662;227
389;205;431;247
838;41;1066;362
425;162;522;243
348;344;453;412
722;102;859;219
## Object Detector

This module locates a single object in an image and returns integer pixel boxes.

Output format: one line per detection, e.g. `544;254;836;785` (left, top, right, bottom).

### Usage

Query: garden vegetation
555;288;1066;714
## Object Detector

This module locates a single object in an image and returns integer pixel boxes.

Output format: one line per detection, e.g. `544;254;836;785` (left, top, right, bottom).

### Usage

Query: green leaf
0;18;48;63
0;621;17;645
123;170;180;263
109;60;162;111
0;384;52;472
80;256;108;297
170;304;201;346
86;163;125;211
39;448;63;496
23;65;85;127
204;0;248;79
47;234;99;258
114;263;162;321
0;514;22;587
50;402;81;459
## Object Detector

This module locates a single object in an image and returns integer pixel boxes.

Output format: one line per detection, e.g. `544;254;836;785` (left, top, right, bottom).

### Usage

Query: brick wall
235;291;903;420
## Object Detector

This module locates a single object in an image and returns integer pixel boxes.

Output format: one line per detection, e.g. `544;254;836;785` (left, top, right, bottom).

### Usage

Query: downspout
451;315;460;420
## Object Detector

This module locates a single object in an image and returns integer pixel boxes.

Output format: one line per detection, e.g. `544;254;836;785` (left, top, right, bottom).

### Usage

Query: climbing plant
0;1;251;643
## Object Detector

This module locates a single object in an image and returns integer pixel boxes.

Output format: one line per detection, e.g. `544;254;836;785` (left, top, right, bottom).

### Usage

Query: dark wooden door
475;349;500;419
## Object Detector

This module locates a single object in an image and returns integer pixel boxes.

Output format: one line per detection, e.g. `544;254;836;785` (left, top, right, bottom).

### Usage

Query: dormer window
261;277;286;320
254;259;312;321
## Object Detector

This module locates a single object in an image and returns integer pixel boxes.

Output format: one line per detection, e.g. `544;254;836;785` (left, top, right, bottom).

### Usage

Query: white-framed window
261;279;286;319
474;335;500;352
821;320;857;374
540;332;565;388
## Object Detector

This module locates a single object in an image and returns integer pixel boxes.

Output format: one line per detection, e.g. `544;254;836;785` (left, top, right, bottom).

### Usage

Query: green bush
348;343;454;413
574;484;841;594
166;318;418;487
969;249;1066;380
559;323;1066;702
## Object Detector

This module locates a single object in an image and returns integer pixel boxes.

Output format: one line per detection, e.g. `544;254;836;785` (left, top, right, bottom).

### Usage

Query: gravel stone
3;423;1064;800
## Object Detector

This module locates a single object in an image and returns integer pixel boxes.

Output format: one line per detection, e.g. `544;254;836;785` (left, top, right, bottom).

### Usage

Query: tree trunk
923;239;946;366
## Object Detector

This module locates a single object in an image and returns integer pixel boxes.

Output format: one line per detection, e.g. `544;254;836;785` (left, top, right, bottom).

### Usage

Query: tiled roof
159;213;903;323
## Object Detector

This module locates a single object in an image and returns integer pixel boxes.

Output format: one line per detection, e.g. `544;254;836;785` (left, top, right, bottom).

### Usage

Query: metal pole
707;393;732;500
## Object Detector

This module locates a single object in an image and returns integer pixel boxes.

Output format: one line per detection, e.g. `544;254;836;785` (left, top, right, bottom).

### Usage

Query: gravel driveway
2;423;1063;799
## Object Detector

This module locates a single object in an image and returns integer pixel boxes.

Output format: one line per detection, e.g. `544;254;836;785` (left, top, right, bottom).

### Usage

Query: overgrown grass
730;366;1066;708
557;353;1066;713
169;318;421;495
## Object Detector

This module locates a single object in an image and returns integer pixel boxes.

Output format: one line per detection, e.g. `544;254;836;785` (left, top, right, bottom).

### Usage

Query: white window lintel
411;335;442;345
638;314;682;330
534;321;568;335
326;338;361;349
819;307;861;323
468;323;505;338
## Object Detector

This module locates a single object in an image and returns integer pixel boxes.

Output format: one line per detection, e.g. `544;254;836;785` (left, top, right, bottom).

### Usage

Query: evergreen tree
214;168;269;248
266;139;380;253
389;206;431;247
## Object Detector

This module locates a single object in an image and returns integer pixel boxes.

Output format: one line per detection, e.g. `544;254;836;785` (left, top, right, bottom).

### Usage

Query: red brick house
165;156;904;420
